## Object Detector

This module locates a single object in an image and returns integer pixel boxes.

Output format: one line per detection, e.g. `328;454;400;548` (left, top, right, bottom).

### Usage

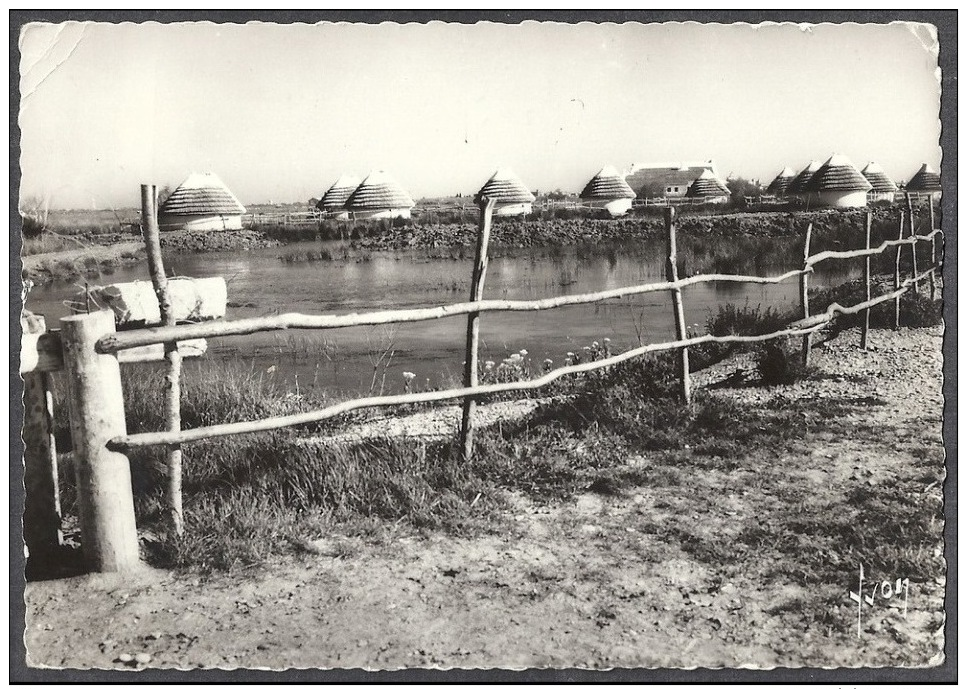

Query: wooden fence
243;210;323;226
21;193;943;573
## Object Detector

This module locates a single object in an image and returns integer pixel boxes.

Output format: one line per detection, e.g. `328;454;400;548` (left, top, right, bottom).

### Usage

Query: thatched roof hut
766;167;796;196
685;169;730;203
861;162;898;193
804;154;872;208
317;174;360;217
159;173;246;231
475;168;535;216
346;170;415;220
580;165;636;216
906;163;941;193
787;161;821;197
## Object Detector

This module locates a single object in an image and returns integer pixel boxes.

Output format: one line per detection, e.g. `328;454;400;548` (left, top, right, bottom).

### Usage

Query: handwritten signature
848;564;910;638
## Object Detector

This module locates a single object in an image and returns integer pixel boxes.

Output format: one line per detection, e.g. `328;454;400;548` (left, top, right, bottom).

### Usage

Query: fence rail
33;195;943;573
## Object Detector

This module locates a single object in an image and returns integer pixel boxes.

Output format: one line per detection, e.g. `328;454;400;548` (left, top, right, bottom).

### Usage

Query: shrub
756;340;811;386
21;215;45;239
809;279;942;329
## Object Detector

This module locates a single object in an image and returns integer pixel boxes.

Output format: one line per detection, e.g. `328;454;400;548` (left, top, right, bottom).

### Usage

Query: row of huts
766;157;942;208
313;166;641;221
156;158;940;230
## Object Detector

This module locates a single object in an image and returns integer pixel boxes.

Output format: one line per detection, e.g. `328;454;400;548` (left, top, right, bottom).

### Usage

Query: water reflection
27;236;861;395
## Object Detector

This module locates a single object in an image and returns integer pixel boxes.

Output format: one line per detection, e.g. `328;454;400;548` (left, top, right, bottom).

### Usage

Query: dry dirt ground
22;327;947;671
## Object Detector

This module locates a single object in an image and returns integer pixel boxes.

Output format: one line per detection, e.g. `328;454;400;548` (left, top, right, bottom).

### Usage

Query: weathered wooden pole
21;314;63;560
141;184;184;536
61;310;140;572
929;201;938;301
906;195;919;293
664;207;691;404
799;223;813;367
459;196;496;461
894;212;904;330
861;212;872;350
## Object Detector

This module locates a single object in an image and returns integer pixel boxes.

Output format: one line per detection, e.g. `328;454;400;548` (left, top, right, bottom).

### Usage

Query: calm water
26;238;859;396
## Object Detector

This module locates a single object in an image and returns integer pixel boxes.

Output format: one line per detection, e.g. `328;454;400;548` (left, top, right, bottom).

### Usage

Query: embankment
352;207;908;250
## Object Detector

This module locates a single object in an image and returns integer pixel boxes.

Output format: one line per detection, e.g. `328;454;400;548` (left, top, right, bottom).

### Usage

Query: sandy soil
22;326;947;671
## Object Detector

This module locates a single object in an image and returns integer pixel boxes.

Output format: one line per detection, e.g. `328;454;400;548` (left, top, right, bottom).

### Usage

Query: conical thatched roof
346;170;414;210
475;168;535;204
805;154;872;192
580;166;636;200
766;167;796;195
906;163;941;192
685;169;730;198
861;162;898;193
160;173;246;216
787;161;821;195
317;174;360;212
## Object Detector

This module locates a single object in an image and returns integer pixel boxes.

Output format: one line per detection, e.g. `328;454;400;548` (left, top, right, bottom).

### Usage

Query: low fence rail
22;189;942;573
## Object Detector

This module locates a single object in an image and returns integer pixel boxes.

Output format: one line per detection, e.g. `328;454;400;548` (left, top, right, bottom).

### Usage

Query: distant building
861;162;898;203
580;166;636;217
624;161;718;198
346;170;415;220
685;169;731;204
766;167;796;197
158;173;246;231
475;168;535;217
905;163;941;199
804;154;872;208
317;174;361;220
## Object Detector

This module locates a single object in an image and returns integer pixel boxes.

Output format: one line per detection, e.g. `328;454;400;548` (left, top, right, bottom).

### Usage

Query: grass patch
21;233;90;256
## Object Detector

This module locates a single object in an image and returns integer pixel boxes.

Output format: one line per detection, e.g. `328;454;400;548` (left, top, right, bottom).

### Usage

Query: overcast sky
19;20;941;209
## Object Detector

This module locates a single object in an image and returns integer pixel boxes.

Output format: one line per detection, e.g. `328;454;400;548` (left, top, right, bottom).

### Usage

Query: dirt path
22;327;947;670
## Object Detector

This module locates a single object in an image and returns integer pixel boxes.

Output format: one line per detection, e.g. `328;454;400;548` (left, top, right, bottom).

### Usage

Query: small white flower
485;360;495;369
592;341;599;347
543;358;553;365
603;338;611;343
566;352;575;357
519;349;528;356
402;371;416;380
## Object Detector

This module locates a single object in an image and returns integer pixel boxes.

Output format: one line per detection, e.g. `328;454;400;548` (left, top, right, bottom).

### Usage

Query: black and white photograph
13;12;953;677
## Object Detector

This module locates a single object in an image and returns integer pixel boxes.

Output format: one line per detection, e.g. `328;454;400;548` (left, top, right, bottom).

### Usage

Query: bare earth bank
23;326;946;671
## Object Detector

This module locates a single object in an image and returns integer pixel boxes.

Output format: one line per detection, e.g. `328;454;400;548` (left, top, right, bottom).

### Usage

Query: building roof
346;170;415;210
861;162;898;193
766;166;796;195
685;169;730;198
580;166;636;200
317;174;360;211
787;161;821;195
475;168;535;204
805;154;872;192
625;161;716;196
906;163;941;192
160;173;246;216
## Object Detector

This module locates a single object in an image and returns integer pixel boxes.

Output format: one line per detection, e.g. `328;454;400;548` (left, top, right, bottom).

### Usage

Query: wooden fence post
906;195;919;293
459;196;496;461
894;212;903;330
800;223;813;367
141;184;184;536
664;207;690;404
861;212;872;350
21;314;63;560
61;310;140;572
